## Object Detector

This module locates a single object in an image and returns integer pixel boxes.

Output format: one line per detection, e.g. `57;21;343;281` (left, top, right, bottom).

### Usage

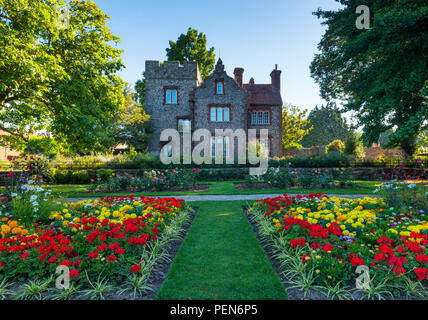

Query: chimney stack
233;67;244;87
270;64;281;91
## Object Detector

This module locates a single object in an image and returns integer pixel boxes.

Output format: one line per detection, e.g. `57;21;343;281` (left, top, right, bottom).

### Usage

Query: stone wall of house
193;62;248;160
246;105;283;157
145;61;201;153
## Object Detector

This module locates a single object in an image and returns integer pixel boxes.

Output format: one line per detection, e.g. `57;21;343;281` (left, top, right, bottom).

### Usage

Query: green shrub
96;168;114;181
326;139;345;153
344;134;365;160
71;170;90;184
48;168;72;184
22;136;67;158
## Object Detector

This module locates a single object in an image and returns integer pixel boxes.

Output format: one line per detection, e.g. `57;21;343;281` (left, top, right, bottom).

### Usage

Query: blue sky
96;0;343;112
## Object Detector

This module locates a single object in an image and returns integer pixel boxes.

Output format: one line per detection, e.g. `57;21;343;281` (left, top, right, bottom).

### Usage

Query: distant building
0;130;21;161
145;58;283;158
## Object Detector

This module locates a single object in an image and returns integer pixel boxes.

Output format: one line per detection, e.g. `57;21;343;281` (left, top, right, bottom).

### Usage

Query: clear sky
96;0;343;112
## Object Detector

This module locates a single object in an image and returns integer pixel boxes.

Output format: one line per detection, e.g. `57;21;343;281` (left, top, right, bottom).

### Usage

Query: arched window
216;80;224;94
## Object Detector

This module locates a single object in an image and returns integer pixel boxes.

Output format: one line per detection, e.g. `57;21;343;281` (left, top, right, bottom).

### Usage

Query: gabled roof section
243;83;282;106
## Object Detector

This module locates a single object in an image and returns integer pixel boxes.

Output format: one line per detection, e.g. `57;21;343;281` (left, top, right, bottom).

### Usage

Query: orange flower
8;220;18;228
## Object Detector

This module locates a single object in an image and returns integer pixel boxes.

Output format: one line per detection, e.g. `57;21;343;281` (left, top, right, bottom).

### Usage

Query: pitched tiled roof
243;83;282;106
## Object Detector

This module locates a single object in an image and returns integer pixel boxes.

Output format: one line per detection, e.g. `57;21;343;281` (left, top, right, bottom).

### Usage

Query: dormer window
164;87;178;104
215;80;224;95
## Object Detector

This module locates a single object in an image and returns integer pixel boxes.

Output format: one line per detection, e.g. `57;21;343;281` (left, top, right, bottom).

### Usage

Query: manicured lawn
156;201;287;300
58;180;381;198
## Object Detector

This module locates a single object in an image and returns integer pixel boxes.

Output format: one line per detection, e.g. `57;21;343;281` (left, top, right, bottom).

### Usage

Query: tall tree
282;103;313;149
166;27;215;79
310;0;428;156
112;85;152;152
0;0;125;153
134;72;146;111
300;103;352;147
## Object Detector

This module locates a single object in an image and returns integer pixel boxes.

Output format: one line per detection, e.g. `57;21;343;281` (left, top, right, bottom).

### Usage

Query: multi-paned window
210;106;230;122
251;110;270;125
177;119;191;132
215;80;224;95
210;136;230;158
164;87;178;104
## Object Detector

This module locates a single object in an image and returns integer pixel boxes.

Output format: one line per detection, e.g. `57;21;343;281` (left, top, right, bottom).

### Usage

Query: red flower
396;246;405;253
416;254;428;263
310;243;321;249
20;252;29;259
414;268;428;281
60;259;71;266
302;255;311;263
107;255;117;262
88;252;98;259
86;230;100;242
130;264;141;273
289;238;306;248
348;253;364;267
47;256;59;264
0;262;4;268
69;269;80;277
322;243;333;252
374;253;387;261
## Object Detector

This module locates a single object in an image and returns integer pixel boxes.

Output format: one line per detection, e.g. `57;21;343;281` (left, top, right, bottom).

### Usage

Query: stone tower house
145;58;283;158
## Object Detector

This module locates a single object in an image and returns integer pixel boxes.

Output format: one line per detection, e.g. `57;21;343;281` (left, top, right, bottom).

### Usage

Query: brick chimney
233;67;244;87
270;64;281;91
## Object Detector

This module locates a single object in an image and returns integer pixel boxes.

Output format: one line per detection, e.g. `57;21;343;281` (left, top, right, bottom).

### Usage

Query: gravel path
65;193;378;203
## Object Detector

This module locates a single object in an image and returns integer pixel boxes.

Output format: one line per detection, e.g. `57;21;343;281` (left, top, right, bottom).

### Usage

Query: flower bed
86;168;200;192
0;195;193;300
247;192;427;299
244;167;356;189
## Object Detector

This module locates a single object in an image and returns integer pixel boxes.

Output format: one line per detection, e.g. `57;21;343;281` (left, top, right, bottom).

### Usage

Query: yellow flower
1;225;11;234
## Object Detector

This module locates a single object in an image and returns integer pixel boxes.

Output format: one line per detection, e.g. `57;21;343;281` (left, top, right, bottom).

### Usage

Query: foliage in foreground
0;195;192;299
248;188;427;299
0;0;125;153
311;0;428;155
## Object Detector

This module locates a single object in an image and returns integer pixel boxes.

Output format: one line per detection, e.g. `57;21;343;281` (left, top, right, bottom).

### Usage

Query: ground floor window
210;136;230;158
177;119;191;132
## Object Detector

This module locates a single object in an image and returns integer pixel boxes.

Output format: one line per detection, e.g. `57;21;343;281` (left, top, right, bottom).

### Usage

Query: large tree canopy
300;103;352;147
166;27;215;79
112;85;152;152
282;103;313;149
310;0;428;156
0;0;125;153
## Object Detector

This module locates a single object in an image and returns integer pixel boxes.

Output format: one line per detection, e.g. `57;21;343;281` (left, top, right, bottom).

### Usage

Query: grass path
156;201;287;300
59;180;380;198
